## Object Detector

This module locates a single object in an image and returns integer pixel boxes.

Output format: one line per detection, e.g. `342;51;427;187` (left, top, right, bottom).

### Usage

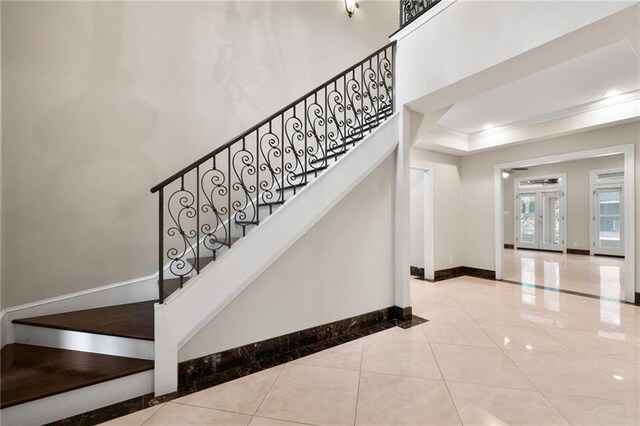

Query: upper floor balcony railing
400;0;442;28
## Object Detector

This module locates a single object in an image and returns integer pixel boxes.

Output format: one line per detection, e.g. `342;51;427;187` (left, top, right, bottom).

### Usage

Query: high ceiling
435;40;640;135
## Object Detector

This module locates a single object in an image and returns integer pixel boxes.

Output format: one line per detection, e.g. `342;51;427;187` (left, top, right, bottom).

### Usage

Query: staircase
0;42;396;425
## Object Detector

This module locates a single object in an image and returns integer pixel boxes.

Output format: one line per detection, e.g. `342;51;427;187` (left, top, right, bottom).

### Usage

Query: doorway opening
495;144;635;303
409;165;434;281
514;174;566;252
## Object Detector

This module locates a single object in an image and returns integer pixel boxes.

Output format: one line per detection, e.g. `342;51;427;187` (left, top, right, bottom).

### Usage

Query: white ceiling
435;41;640;135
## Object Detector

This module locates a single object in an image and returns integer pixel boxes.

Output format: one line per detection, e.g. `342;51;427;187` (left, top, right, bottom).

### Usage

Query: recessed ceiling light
483;124;494;130
604;90;622;98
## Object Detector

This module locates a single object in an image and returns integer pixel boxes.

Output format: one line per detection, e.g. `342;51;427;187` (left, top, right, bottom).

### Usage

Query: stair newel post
158;187;164;304
196;166;200;274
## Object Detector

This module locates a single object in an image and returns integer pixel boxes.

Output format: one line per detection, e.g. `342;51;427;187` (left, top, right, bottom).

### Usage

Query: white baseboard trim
14;324;154;360
0;370;153;426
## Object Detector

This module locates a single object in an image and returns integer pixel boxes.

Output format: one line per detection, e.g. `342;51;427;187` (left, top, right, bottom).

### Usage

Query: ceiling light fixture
604;90;622;98
344;0;359;17
502;171;510;179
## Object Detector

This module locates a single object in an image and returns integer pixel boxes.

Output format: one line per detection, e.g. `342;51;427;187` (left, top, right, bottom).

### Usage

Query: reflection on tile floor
503;248;626;298
104;277;639;425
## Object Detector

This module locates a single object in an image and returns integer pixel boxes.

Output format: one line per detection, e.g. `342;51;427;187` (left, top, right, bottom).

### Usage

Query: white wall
503;155;624;249
410;146;462;271
180;154;395;362
1;1;397;308
460;122;640;286
395;0;635;108
409;169;424;268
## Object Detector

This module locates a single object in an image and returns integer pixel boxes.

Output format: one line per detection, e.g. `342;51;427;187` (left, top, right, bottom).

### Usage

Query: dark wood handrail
150;41;396;194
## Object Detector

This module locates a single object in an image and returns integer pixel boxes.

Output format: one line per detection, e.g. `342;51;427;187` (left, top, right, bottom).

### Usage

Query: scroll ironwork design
399;0;441;28
151;42;396;303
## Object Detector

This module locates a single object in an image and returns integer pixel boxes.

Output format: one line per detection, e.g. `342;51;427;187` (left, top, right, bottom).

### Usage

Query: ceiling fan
502;167;528;178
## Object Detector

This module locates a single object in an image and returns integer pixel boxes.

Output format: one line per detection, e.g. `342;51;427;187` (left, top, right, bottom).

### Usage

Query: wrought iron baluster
343;75;347;156
390;46;395;114
158;188;164;303
304;99;308;184
256;129;260;223
151;41;396;303
281;114;284;204
360;64;364;142
227;147;231;243
324;87;328;171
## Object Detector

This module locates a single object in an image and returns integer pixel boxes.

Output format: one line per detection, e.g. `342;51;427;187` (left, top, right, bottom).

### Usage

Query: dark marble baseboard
567;248;590;256
504;244;514;249
636;292;640;306
594;253;625;259
49;306;427;426
433;266;496;282
463;266;496;280
434;267;464;281
513;247;563;254
410;266;425;278
177;305;419;384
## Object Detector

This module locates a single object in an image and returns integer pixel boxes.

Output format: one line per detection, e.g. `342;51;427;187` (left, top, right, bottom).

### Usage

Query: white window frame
590;167;624;257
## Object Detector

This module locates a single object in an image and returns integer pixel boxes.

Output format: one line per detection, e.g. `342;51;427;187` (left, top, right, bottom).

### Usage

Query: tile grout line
167;401;253;418
431;279;582;424
453;284;584;424
252;364;287;419
352;338;366;426
422;327;464;425
139;403;166;426
436;280;574;408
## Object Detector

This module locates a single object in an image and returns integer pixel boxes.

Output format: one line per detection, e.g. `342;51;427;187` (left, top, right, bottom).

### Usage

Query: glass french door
517;193;537;249
593;187;623;256
516;190;564;251
540;191;562;251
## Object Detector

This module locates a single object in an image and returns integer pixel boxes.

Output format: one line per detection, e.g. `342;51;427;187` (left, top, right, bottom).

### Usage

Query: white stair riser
0;370;153;426
14;324;154;360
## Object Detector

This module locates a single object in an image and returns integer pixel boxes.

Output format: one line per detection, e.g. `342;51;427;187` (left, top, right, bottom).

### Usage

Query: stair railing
399;0;441;28
150;42;396;303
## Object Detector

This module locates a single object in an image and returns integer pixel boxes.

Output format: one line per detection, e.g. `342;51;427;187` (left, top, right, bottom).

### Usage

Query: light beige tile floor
503;248;626;298
104;277;639;425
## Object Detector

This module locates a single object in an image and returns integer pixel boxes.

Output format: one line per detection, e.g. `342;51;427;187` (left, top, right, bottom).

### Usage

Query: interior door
516;192;538;249
593;187;623;256
540;190;563;251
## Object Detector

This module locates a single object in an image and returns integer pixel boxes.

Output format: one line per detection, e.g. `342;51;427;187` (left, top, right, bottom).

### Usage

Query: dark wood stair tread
13;301;155;341
162;276;191;299
0;343;153;409
291;165;329;178
277;182;307;192
259;200;285;207
187;256;215;269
